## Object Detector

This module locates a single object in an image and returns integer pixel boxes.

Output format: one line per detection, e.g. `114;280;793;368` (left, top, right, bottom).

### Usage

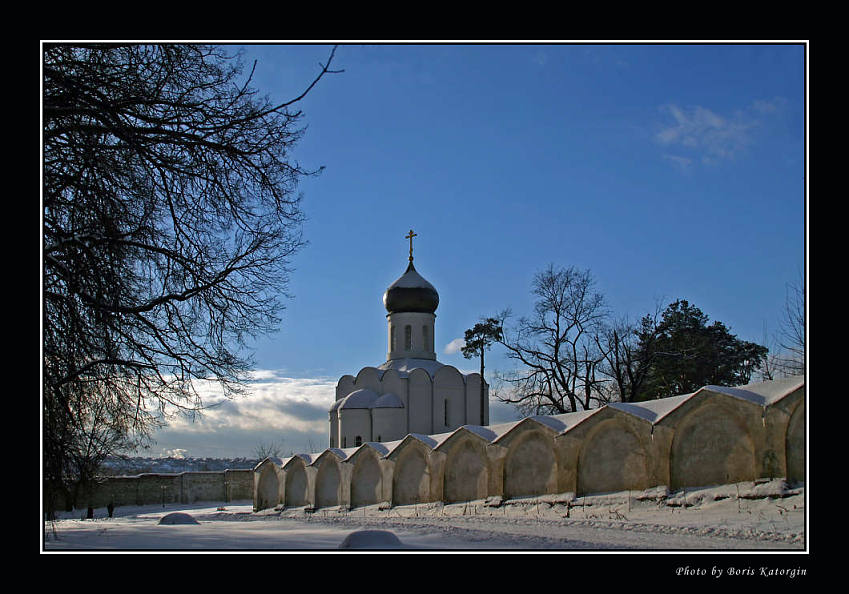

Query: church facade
328;232;488;449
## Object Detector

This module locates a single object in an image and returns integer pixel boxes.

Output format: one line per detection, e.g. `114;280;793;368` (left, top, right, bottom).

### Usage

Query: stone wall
80;469;254;509
254;376;805;511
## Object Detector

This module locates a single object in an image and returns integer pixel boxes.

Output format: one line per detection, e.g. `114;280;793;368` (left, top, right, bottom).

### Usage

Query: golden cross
405;229;417;262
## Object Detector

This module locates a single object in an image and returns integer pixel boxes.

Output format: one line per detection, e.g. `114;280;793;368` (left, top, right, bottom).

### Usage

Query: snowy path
43;484;805;551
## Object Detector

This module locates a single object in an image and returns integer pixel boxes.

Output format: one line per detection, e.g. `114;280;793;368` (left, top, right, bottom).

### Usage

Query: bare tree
43;44;340;517
494;265;609;416
253;439;287;460
775;275;806;376
594;307;663;403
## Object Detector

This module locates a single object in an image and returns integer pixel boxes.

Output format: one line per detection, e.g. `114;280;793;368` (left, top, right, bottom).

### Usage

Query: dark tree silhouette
494;265;609;416
635;299;769;400
461;318;503;425
42;44;340;517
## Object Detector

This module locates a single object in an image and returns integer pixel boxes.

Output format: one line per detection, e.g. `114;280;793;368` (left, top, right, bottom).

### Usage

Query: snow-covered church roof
377;357;448;378
330;388;405;411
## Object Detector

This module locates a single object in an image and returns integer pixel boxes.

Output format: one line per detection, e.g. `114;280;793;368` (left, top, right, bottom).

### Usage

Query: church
328;231;488;449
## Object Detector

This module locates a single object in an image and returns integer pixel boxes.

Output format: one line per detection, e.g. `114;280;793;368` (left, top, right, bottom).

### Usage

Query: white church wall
407;369;433;435
434;366;466;431
329;410;339;449
338;408;371;448
464;373;484;426
372;407;405;443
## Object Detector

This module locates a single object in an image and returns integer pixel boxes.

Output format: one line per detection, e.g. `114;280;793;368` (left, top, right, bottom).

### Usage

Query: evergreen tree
636;300;768;400
461;318;503;424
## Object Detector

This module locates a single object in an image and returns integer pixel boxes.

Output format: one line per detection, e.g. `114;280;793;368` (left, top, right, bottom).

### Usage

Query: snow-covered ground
43;480;806;552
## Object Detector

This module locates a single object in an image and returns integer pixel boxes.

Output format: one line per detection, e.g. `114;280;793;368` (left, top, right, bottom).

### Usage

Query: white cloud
662;154;694;171
655;102;766;164
444;337;465;355
151;371;338;456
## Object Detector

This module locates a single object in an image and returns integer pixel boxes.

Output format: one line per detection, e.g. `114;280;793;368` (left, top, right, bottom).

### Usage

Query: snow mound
158;512;200;525
338;529;405;549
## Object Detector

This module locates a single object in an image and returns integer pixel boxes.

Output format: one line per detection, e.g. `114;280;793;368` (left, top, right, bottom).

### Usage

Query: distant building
328;231;487;448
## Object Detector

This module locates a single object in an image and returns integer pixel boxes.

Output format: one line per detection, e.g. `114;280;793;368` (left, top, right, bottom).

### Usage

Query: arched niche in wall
255;461;280;511
284;458;308;508
670;400;756;490
314;454;342;508
786;400;805;483
440;430;489;503
500;422;558;499
391;438;433;505
350;448;383;508
577;417;650;496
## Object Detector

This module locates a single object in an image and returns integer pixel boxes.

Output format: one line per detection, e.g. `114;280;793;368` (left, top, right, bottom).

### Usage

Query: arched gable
354;367;382;392
336;375;355;400
380;368;405;403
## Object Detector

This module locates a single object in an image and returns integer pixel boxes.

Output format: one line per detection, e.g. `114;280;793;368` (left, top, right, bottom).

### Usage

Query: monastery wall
254;376;805;512
75;469;254;509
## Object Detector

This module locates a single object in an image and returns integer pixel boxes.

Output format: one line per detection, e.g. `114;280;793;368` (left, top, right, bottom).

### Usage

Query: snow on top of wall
605;401;661;422
527;415;570;433
253;456;286;471
361;442;391;456
548;408;604;433
617;393;696;424
459;425;499;442
737;374;804;404
405;433;440;449
701;385;767;406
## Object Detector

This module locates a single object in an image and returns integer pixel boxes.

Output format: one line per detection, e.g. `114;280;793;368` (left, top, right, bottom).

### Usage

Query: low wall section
253;376;806;511
85;469;253;508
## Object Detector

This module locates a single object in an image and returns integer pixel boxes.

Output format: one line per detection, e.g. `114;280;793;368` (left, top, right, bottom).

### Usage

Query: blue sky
149;43;806;459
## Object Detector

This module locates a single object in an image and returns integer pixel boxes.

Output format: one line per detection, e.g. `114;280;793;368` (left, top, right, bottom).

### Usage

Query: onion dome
383;261;439;314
